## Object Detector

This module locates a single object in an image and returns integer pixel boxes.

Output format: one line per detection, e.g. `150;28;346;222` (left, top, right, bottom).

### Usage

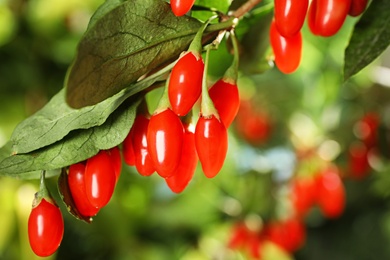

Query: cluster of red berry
121;44;239;192
116;8;241;193
270;0;369;74
227;162;345;259
67;148;121;217
291;163;346;219
28;148;121;257
228;217;305;259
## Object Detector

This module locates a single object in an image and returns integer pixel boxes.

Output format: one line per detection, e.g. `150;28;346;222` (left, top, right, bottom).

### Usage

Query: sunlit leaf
344;0;390;80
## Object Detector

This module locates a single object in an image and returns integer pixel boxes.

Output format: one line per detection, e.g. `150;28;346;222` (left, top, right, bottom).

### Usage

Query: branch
231;0;263;18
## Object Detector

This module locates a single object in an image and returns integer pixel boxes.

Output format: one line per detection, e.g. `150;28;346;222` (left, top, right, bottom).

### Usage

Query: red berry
235;100;272;145
270;20;302;74
28;198;64;257
107;146;122;183
316;166;345;218
349;0;368;16
168;52;204;116
165;125;198;193
85;150;116;208
170;0;196;16
68;163;100;217
195;115;228;178
308;0;351;37
132;115;155;176
247;234;262;260
266;218;306;253
291;176;318;217
348;141;370;179
355;113;379;148
123;128;136;166
147;109;184;178
274;0;309;37
208;79;240;128
228;223;250;250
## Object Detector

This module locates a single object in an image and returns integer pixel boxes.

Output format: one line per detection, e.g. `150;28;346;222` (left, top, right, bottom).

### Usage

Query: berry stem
32;171;53;207
188;16;218;58
223;31;239;84
39;171;50;199
201;46;219;119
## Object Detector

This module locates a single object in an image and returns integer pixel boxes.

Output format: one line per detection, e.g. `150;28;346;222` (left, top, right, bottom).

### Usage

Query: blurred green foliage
1;0;390;260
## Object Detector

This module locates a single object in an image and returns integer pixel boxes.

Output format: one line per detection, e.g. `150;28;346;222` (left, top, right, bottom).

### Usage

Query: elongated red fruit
308;0;352;37
123;128;136;166
165;126;198;193
274;0;309;37
168;52;204;116
28;198;64;257
132;115;155;176
107;146;122;183
85;150;116;208
195;115;228;178
170;0;196;16
209;79;240;128
270;20;302;74
349;0;368;16
68;163;100;217
147;109;184;178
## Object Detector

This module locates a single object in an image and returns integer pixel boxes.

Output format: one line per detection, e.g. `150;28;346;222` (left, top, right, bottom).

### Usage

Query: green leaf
344;0;390;80
10;66;167;155
0;97;140;179
0;142;61;179
0;142;11;162
66;0;204;108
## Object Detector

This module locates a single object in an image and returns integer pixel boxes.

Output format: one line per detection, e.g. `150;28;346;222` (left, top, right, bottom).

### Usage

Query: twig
231;0;263;18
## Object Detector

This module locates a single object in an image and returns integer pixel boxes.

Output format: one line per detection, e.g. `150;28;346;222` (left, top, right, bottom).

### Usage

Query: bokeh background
1;0;390;259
